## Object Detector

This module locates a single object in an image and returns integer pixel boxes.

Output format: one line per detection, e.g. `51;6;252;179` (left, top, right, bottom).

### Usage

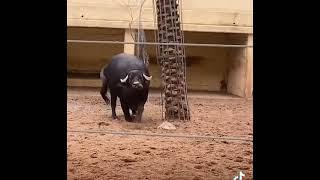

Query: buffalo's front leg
120;99;133;122
110;93;118;119
134;104;144;122
130;105;137;118
131;109;137;117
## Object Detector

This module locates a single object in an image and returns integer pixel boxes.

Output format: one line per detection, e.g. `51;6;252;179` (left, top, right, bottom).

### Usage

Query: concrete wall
67;0;253;97
226;34;253;97
144;31;234;91
67;0;252;34
67;27;250;94
67;27;124;73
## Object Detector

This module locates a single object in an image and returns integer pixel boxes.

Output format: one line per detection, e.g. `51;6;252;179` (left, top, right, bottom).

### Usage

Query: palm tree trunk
155;0;190;120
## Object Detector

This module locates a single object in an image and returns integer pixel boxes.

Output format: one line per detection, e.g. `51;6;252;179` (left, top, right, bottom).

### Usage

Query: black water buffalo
100;53;152;122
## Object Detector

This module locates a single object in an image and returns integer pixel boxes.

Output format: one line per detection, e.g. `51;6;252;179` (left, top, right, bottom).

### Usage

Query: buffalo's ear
120;74;129;83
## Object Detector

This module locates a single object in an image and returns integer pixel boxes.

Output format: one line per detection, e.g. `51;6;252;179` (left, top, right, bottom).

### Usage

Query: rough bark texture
155;0;190;120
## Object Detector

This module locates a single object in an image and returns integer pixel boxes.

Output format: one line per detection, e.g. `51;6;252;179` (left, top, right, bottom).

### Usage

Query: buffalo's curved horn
143;73;152;81
120;75;128;83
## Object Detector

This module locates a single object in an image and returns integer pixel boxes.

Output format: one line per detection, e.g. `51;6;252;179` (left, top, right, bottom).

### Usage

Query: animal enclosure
67;88;253;179
67;27;252;97
67;0;253;179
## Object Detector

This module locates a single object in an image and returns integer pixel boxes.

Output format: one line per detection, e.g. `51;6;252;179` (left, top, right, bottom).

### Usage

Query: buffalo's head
120;70;152;89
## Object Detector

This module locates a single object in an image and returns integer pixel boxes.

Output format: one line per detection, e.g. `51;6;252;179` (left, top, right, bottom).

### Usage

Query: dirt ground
67;87;253;180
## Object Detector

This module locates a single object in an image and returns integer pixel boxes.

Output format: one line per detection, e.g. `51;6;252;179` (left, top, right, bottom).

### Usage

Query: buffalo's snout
132;81;143;89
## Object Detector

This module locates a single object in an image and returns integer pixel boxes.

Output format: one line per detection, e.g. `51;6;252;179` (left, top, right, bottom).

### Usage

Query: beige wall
147;32;248;92
67;27;124;73
227;34;252;97
67;0;253;97
67;0;252;34
67;27;250;93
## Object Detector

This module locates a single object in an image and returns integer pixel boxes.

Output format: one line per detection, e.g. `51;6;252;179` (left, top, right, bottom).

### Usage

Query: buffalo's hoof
134;116;142;123
125;117;133;122
112;115;118;120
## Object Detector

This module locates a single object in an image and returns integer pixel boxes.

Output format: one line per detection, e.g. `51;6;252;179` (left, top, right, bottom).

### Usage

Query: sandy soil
67;87;253;180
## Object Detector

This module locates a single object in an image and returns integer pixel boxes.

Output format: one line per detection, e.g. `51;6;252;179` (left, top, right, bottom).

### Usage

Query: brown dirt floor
67;87;253;180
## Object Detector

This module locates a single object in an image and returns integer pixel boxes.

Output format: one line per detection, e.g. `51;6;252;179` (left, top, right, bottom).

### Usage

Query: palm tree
155;0;190;120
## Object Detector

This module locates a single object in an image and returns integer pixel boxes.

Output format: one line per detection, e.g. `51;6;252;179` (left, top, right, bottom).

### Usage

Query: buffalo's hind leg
100;80;110;105
110;92;118;120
